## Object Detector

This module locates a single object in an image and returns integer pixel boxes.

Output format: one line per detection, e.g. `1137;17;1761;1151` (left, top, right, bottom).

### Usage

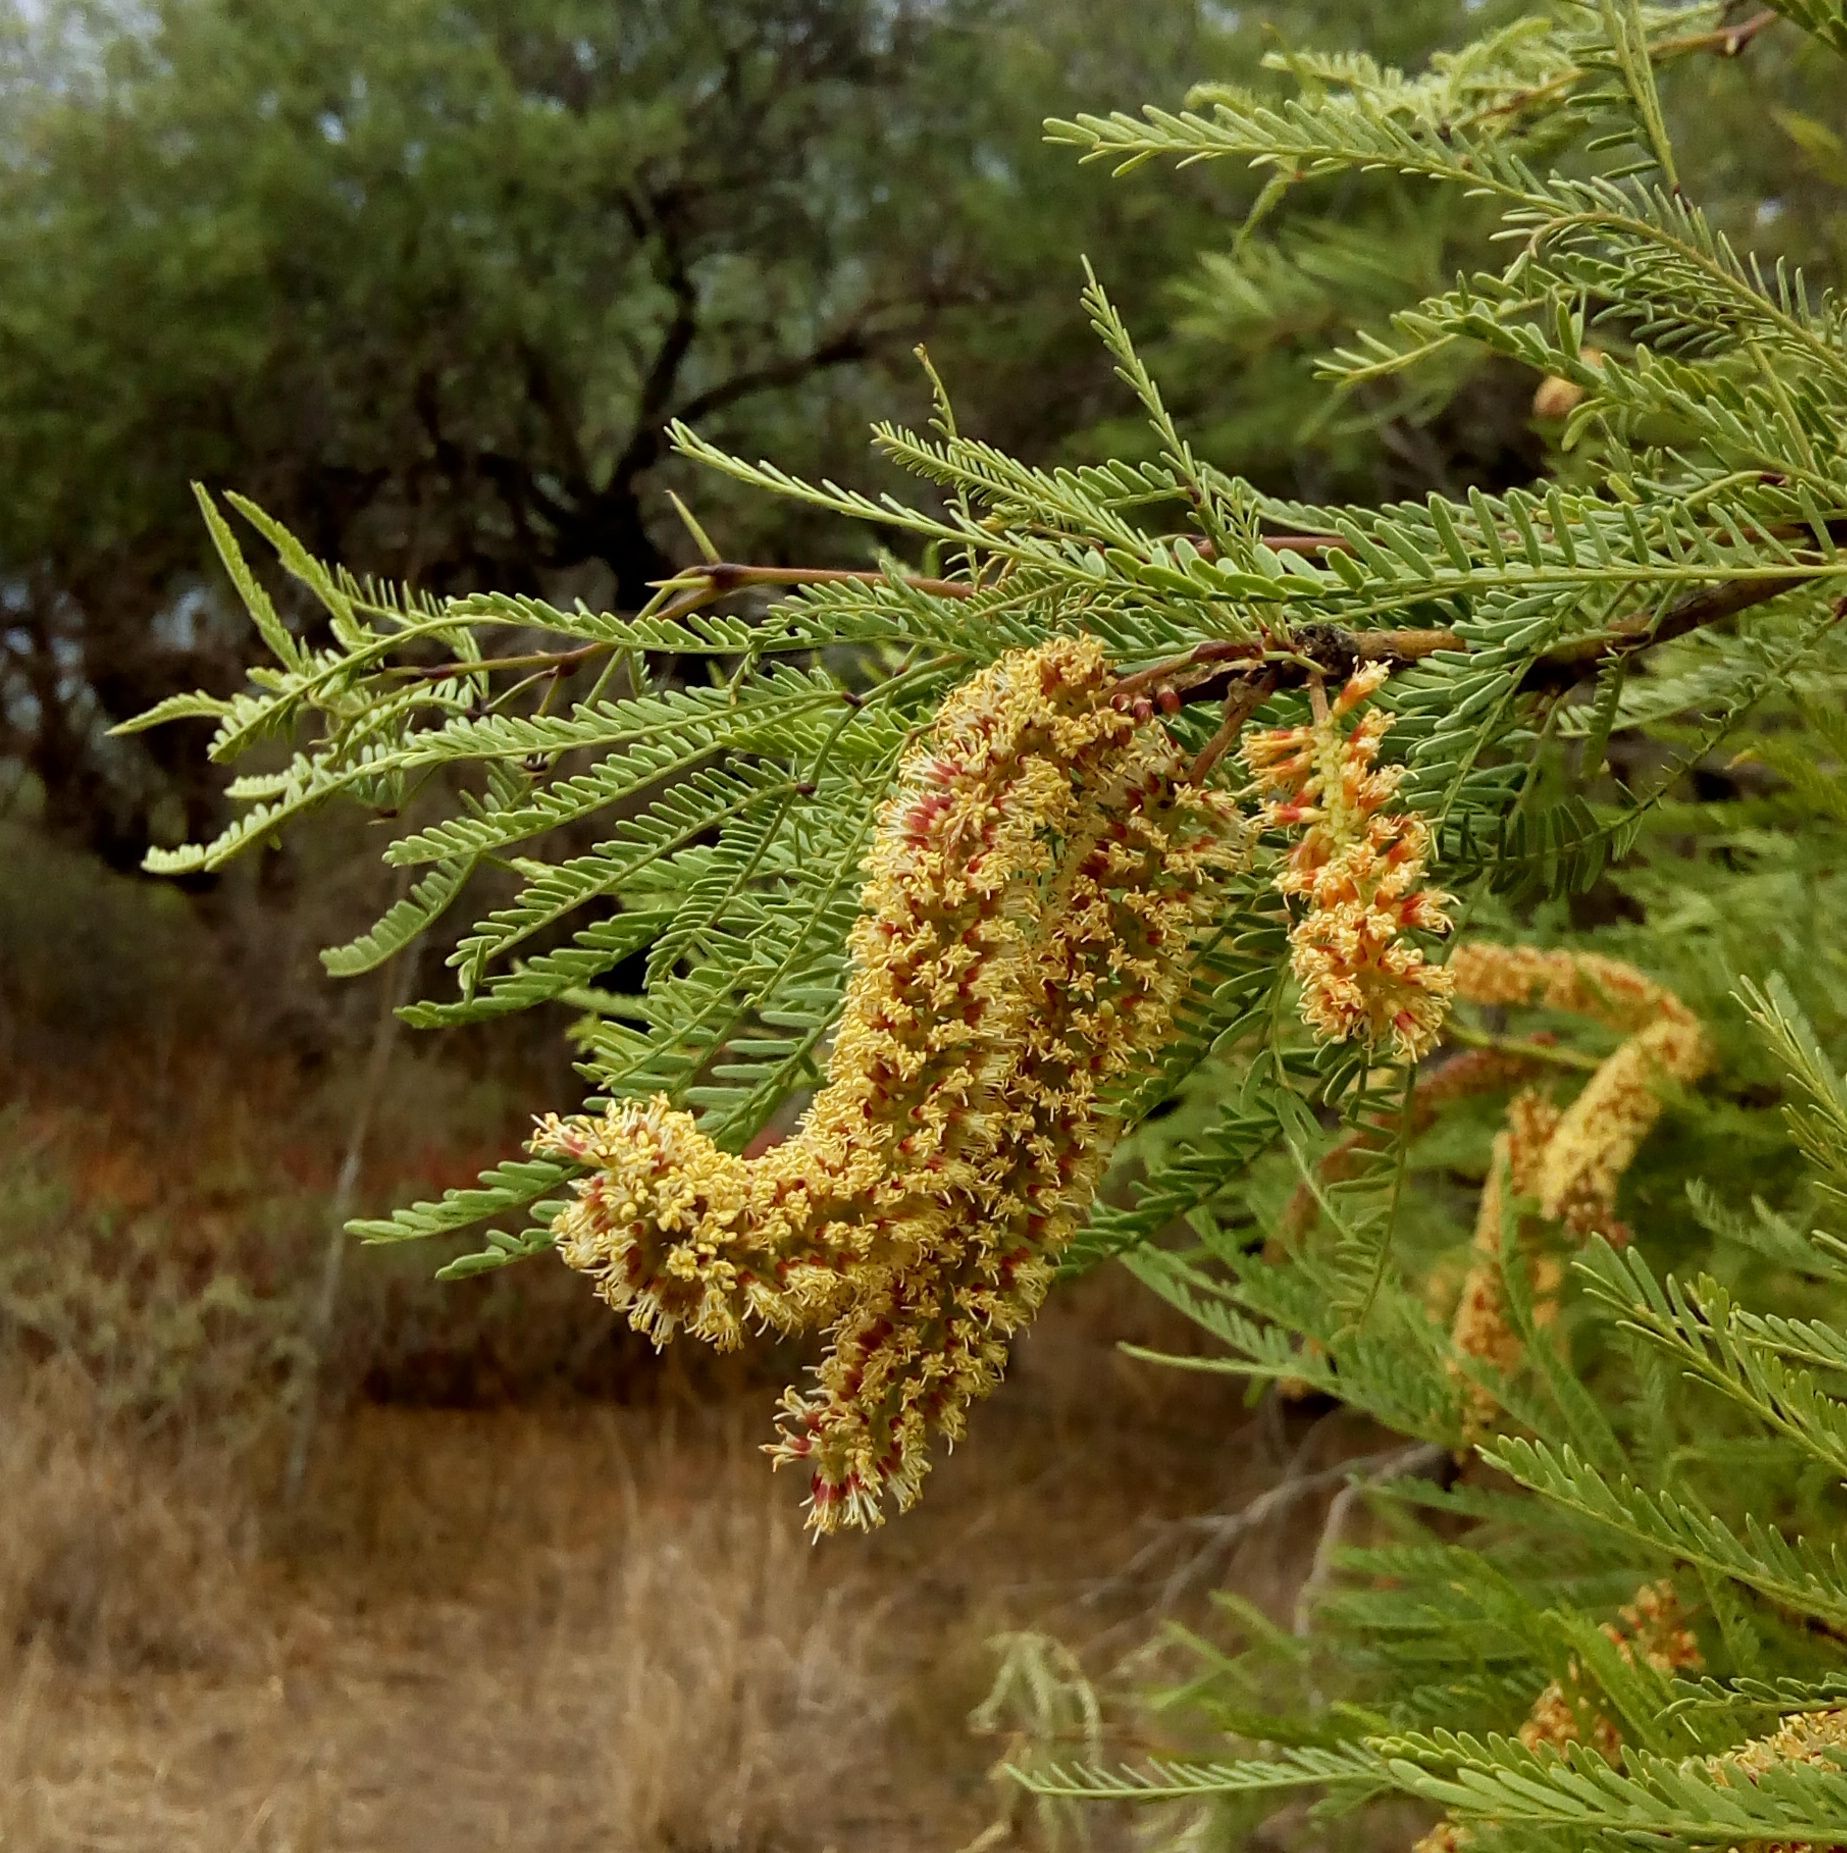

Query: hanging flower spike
1537;1015;1712;1238
535;636;1246;1531
1449;943;1714;1240
1440;947;1712;1442
1449;1087;1563;1440
1447;941;1697;1038
1413;1581;1702;1853
534;638;1142;1347
1243;663;1454;1061
770;731;1244;1527
1518;1579;1702;1758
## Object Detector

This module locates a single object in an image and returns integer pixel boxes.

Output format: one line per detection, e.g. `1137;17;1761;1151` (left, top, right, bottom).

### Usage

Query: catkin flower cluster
1447;943;1713;1241
1696;1706;1847;1853
1517;1580;1702;1757
1242;664;1454;1061
1445;946;1711;1435
1448;1087;1562;1436
534;637;1243;1531
1413;1582;1702;1853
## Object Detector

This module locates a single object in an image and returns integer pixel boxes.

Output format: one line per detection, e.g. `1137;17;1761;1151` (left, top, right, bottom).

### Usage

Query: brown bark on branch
407;529;1846;699
1164;556;1847;711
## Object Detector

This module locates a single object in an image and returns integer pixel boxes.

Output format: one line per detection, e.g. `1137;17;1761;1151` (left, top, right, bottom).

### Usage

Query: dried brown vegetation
0;1335;1281;1851
0;1018;1274;1842
0;825;1359;1849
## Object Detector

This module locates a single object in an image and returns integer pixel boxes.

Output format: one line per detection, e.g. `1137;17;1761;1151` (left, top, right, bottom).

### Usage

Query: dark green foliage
0;0;1241;863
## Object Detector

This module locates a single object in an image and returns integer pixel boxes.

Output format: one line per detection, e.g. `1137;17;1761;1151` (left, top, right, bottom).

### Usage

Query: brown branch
1186;671;1279;784
402;521;1845;697
1118;625;1458;714
1163;555;1846;712
1664;6;1779;59
1517;565;1833;690
1462;7;1778;131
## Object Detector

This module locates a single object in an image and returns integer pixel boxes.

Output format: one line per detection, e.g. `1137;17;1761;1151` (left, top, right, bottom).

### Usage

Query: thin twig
1074;1409;1354;1624
1518;567;1846;689
1292;1441;1449;1637
282;946;414;1507
399;518;1845;714
1186;671;1279;784
1168;557;1847;712
1461;8;1778;130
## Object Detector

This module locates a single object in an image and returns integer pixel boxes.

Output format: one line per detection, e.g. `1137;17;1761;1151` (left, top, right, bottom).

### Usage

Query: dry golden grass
3;1397;891;1850
0;1058;1344;1851
0;843;1327;1850
0;1368;1288;1851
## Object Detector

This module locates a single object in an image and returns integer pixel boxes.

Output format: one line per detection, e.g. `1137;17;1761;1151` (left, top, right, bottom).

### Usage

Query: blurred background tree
0;0;1250;868
2;0;1841;878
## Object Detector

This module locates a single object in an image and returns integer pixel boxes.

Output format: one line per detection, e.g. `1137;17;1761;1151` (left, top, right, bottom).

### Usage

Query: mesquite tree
133;2;1847;1846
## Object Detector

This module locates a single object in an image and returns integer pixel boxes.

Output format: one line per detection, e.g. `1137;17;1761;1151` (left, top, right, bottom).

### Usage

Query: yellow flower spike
1446;942;1713;1243
1449;1087;1563;1439
1538;1014;1713;1239
771;727;1243;1529
1518;1579;1702;1757
535;637;1245;1531
1414;1581;1702;1853
1438;946;1711;1438
1448;941;1698;1039
1242;667;1454;1060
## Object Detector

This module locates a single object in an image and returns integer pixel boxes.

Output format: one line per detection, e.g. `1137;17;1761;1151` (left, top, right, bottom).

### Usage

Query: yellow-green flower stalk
1518;1580;1702;1755
1538;1015;1711;1238
1447;941;1693;1037
535;637;1244;1530
1450;1087;1562;1438
1449;943;1713;1240
1242;664;1454;1061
